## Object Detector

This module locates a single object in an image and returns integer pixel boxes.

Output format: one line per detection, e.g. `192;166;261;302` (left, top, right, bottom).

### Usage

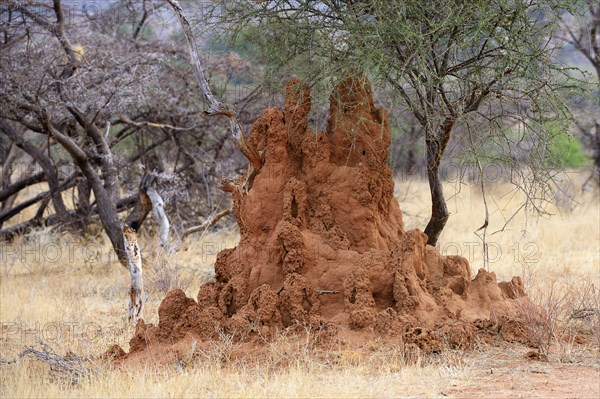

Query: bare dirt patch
446;348;600;398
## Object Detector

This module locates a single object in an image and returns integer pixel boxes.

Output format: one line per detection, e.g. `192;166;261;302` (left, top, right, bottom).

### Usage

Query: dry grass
1;175;598;398
396;172;599;285
397;172;600;360
0;354;468;398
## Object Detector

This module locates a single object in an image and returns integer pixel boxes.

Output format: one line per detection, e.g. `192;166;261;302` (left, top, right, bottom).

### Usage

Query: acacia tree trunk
41;117;127;264
423;120;454;246
76;179;91;220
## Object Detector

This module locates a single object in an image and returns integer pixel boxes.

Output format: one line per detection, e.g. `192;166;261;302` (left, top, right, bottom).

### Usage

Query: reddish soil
120;76;532;362
447;351;600;399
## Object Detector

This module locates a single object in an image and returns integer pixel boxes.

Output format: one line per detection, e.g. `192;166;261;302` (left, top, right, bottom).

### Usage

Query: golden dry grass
1;349;471;398
0;175;598;398
397;173;599;286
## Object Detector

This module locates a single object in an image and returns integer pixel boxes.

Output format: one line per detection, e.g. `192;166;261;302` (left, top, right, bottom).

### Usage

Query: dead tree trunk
123;173;172;252
123;225;144;323
124;180;152;232
182;207;230;240
146;186;171;252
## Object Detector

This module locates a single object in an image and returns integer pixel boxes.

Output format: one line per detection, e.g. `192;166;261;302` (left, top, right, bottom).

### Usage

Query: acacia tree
212;0;578;245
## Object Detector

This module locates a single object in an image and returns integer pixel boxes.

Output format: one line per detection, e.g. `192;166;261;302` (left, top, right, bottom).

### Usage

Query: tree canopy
210;0;585;244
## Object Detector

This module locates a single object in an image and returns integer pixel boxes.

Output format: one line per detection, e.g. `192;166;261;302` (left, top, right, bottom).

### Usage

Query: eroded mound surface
124;77;528;360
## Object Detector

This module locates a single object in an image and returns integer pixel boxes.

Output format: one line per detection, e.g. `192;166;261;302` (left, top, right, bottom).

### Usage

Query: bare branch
19;340;96;384
182;207;231;240
0;177;76;224
0;171;45;203
0;120;70;220
164;0;262;190
116;115;197;132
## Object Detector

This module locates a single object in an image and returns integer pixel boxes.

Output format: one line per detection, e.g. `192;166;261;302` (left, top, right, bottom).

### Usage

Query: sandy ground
446;348;599;399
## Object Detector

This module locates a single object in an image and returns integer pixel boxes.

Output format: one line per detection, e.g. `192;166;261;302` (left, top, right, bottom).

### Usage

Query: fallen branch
182;208;231;240
116;115;197;132
0;177;78;225
18;340;96;385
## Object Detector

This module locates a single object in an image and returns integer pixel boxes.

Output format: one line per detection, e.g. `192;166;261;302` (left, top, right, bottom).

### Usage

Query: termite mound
123;76;528;360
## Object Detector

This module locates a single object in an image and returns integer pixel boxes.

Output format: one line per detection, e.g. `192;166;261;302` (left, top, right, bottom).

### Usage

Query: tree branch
146;186;171;253
0;120;70;220
0;171;46;203
182;207;231;240
164;0;262;190
0;177;77;225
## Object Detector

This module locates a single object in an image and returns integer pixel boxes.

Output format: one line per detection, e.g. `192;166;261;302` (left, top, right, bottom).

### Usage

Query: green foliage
205;0;591;228
214;0;579;130
209;24;261;60
545;121;589;167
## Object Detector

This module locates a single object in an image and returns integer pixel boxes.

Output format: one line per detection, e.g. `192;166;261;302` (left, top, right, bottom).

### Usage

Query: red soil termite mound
125;77;528;358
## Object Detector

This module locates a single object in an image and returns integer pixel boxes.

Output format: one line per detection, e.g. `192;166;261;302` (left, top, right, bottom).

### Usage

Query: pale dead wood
116;115;197;132
123;225;144;323
123;173;173;253
165;0;262;191
16;340;96;385
182;208;231;240
146;186;171;253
